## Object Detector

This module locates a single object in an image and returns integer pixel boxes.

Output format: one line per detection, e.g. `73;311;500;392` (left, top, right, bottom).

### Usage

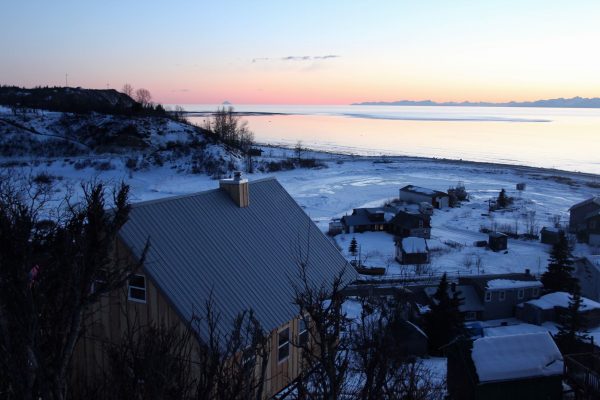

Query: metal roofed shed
118;177;355;337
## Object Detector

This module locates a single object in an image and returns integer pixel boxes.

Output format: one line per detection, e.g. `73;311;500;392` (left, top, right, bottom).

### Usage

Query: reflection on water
184;105;600;174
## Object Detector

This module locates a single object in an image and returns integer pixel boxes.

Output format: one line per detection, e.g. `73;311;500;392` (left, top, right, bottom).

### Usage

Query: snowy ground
2;143;599;278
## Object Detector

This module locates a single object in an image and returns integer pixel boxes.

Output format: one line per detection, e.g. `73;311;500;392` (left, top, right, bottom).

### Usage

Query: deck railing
564;353;600;398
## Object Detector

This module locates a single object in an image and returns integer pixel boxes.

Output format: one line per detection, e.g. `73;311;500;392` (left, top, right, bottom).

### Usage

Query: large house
73;175;354;398
416;272;542;322
574;255;600;302
399;185;449;209
389;210;431;239
457;273;542;320
569;196;600;244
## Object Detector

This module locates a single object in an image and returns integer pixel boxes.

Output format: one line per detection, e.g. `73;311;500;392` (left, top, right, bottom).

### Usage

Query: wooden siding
72;242;306;399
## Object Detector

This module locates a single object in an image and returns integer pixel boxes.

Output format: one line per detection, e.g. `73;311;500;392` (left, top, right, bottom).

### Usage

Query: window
278;327;290;362
90;269;108;294
499;291;506;301
418;220;424;228
517;289;524;299
532;287;540;297
128;274;146;303
299;318;309;347
465;311;477;321
485;291;492;302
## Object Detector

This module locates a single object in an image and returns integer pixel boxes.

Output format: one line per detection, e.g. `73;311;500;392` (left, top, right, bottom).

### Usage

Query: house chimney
525;268;530;276
219;171;249;207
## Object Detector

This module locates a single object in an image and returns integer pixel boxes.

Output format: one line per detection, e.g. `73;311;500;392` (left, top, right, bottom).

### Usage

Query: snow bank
472;332;563;383
527;291;600;311
486;279;542;290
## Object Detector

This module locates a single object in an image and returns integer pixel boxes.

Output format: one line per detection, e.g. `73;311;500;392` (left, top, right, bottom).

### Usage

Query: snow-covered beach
7;145;598;279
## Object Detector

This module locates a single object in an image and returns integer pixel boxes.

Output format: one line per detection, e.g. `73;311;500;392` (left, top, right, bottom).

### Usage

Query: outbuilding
488;232;508;251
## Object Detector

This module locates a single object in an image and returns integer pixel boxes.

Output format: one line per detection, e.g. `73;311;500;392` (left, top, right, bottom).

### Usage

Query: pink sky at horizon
3;1;600;106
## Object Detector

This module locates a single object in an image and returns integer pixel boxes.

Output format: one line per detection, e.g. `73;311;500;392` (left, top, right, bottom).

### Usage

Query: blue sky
3;1;599;104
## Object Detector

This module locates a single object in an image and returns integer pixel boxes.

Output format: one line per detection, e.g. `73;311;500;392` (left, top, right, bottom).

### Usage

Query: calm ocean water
180;104;600;174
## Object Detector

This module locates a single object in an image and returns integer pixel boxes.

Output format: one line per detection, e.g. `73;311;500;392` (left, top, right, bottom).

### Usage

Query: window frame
484;291;492;302
532;287;540;297
517;288;524;299
465;311;477;321
298;317;309;347
278;327;290;363
499;290;506;302
128;274;147;303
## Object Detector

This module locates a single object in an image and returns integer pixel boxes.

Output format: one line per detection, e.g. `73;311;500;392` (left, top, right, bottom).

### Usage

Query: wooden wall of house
71;242;188;394
71;241;307;399
263;317;306;397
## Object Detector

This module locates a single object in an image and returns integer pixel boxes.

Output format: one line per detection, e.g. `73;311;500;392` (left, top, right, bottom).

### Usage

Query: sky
2;0;600;105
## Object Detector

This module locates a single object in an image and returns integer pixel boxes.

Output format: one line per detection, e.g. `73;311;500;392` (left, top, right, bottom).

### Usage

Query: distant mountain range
352;96;600;108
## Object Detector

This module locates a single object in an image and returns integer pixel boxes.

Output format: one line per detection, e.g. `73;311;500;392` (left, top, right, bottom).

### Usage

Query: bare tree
135;88;153;107
291;262;352;400
0;173;145;400
350;295;446;400
104;316;196;400
294;140;304;161
121;83;134;97
192;295;270;400
207;106;254;153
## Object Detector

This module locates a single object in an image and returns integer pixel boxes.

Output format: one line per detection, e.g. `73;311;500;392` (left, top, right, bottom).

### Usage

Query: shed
447;333;564;400
488;232;508;251
399;185;449;209
471;333;563;400
540;227;564;245
396;237;429;265
516;183;526;191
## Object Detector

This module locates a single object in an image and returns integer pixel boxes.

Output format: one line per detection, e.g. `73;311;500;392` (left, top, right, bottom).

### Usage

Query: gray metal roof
119;177;355;335
423;285;484;312
569;196;600;211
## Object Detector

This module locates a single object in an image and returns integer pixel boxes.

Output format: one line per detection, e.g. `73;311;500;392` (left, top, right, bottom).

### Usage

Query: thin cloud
252;55;340;63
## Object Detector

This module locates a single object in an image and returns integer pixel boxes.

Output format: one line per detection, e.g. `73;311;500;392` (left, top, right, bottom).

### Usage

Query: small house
396;237;429;264
340;207;396;234
540;227;564;245
516;182;526;191
488;232;508;251
569;197;600;242
389;210;431;239
399;185;449;209
447;333;563;400
517;291;600;327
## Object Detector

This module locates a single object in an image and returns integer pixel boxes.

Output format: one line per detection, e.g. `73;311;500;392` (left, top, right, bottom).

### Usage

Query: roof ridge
130;176;278;208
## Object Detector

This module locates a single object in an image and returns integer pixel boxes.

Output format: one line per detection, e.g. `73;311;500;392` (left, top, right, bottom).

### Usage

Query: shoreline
256;142;600;183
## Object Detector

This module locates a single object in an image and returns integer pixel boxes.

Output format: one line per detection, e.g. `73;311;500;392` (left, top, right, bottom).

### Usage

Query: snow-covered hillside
1;105;599;279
